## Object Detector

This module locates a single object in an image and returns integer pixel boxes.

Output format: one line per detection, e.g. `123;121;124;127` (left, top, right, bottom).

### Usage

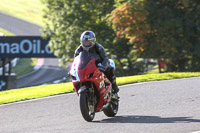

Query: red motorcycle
69;51;119;122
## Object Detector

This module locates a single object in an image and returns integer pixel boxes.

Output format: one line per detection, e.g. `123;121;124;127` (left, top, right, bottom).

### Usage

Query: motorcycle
69;51;119;122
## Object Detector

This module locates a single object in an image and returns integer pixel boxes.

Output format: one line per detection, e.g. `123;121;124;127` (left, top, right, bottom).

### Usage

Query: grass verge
12;58;38;78
0;28;15;36
0;83;73;105
116;72;200;86
1;72;200;105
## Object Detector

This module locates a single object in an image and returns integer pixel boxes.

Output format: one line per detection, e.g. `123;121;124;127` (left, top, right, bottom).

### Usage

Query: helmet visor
82;41;93;47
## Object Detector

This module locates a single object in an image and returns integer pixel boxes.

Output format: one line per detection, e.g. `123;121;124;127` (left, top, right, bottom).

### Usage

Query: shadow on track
94;115;200;123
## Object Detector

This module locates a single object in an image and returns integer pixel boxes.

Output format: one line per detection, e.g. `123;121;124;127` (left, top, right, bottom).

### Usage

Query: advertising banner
0;36;56;58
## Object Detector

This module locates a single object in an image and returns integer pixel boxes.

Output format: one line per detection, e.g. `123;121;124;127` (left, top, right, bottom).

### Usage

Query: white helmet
80;31;96;51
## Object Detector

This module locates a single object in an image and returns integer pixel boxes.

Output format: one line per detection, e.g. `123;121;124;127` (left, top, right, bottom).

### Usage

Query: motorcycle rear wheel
79;93;95;122
103;99;119;117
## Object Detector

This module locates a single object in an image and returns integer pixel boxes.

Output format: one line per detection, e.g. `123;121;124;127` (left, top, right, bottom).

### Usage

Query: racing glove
97;63;106;72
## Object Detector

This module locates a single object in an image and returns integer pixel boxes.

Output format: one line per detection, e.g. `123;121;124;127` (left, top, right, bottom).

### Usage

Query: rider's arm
74;45;83;57
96;44;109;70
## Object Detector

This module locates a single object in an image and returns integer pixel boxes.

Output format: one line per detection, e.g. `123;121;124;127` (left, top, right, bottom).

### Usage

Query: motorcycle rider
74;30;119;94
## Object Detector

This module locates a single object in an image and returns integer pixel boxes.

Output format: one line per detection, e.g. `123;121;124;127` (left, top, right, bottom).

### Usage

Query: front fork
78;83;97;113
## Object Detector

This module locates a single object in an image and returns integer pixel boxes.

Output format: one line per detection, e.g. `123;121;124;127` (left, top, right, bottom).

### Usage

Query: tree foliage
110;0;200;72
42;0;115;65
42;0;144;76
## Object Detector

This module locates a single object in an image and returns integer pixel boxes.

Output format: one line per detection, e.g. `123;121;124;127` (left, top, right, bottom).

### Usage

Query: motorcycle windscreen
77;51;100;82
78;51;100;70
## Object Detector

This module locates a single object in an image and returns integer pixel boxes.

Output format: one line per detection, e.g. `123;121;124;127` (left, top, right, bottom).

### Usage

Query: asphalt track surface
0;77;200;133
0;12;42;36
17;58;68;88
0;12;68;88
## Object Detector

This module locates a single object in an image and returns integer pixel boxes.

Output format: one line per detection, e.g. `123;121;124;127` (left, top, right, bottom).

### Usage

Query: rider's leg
105;68;119;93
110;76;119;93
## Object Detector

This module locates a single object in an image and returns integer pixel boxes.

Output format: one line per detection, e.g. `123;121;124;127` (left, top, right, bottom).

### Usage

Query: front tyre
79;93;95;122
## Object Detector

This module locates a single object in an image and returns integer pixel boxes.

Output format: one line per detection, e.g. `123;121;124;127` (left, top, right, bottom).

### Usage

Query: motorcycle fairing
70;51;112;112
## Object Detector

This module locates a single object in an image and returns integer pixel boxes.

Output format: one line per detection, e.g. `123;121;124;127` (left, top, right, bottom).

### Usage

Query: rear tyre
103;99;119;117
79;93;95;122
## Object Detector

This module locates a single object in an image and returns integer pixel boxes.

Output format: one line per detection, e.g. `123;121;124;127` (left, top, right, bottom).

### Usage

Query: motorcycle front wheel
79;93;95;122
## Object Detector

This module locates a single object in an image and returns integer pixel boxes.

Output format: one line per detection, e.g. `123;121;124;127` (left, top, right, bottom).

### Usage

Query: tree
145;0;200;71
42;0;115;65
42;0;144;76
109;0;200;72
